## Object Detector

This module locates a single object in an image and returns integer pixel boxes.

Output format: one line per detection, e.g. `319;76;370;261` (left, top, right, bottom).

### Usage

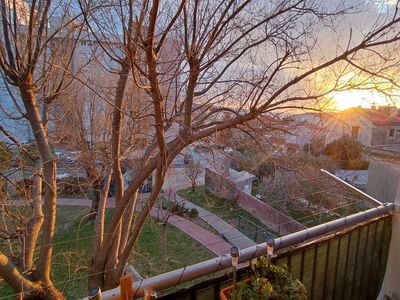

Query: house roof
340;107;400;125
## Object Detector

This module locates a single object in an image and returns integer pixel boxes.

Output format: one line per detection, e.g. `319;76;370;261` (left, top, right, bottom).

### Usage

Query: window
389;128;395;137
396;129;400;140
351;126;360;140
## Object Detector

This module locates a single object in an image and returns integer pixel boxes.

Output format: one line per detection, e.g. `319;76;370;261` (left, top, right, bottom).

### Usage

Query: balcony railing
99;203;393;300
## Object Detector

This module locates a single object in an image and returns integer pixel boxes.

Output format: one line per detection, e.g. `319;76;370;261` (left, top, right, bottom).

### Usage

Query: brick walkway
150;208;231;256
175;194;256;250
162;172;256;250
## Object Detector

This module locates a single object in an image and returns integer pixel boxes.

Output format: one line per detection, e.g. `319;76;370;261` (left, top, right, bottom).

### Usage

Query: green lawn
178;186;269;231
0;205;214;299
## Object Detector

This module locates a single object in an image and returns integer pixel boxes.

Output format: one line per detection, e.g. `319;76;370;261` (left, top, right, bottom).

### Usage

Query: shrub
57;177;88;195
227;257;307;300
324;136;362;161
340;160;369;170
188;208;199;218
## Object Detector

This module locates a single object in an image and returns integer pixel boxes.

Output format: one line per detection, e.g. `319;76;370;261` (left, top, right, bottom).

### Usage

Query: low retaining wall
205;168;306;235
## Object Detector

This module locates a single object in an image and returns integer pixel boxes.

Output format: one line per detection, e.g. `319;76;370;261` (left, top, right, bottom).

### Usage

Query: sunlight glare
330;89;390;110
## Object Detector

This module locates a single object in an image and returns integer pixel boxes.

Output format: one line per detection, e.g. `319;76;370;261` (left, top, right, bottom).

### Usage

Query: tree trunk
0;251;65;299
162;223;167;264
23;158;44;271
191;179;196;192
20;87;57;285
89;177;101;221
88;61;129;290
119;191;138;256
94;170;112;252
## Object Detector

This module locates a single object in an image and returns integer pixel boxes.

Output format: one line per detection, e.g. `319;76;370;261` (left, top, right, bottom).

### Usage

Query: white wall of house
324;113;373;146
287;113;325;150
366;156;400;203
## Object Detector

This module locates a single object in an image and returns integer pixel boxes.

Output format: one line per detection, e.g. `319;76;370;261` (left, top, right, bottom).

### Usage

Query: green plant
227;257;306;300
188;208;199;218
161;200;189;216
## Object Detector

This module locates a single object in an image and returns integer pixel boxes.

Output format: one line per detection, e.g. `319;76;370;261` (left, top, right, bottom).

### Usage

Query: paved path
150;208;231;256
162;169;256;250
175;194;256;250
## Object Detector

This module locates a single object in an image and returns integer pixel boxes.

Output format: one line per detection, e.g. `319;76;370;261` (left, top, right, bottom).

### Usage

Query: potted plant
220;256;307;300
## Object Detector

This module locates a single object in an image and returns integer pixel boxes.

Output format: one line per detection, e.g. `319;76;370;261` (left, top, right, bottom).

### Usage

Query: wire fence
237;215;277;243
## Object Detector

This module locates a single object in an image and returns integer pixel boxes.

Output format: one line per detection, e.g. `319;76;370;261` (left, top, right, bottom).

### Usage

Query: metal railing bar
376;218;390;297
366;220;379;299
310;244;318;300
350;228;361;300
342;231;352;300
320;169;383;206
332;235;342;300
322;239;331;297
299;249;306;283
213;283;219;300
358;223;370;300
372;220;386;298
99;204;393;299
273;203;393;251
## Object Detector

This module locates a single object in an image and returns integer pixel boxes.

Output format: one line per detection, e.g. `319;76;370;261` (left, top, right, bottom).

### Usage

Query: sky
323;0;400;110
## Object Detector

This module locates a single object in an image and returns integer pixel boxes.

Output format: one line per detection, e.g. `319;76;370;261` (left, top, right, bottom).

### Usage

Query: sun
329;89;391;111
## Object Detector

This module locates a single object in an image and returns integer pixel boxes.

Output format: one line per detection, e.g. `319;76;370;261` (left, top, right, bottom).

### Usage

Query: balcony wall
158;214;391;300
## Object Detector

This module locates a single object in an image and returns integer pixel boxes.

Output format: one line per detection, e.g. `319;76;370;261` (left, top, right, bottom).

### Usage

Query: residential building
324;106;400;147
366;144;400;203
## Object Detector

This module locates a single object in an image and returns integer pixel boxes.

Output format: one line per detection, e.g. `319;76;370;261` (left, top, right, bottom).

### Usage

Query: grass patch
0;205;214;299
263;197;369;228
178;186;268;230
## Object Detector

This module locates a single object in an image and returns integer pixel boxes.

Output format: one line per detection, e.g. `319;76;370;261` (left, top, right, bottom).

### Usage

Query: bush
227;257;307;300
57;177;88;195
188;208;199;218
324;136;362;161
340;160;369;170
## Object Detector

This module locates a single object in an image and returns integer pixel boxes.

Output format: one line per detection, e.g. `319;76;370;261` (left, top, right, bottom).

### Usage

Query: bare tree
81;0;400;291
1;0;400;297
184;161;202;191
0;0;83;297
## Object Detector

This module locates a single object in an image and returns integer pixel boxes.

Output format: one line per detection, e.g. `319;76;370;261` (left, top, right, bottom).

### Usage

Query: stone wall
205;168;306;235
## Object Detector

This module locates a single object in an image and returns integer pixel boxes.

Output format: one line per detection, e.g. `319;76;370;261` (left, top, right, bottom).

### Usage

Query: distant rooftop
335;107;400;125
